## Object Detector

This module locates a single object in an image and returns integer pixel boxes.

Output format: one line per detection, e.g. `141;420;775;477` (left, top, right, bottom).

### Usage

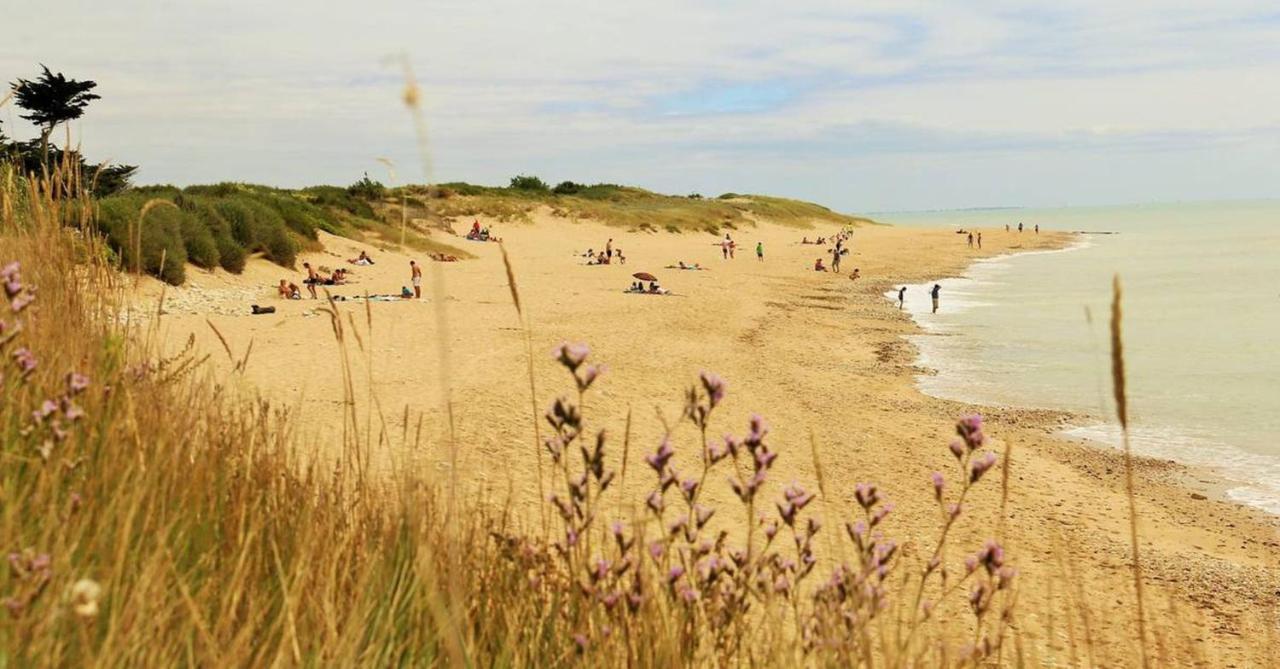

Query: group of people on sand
289;262;353;299
813;230;853;273
627;281;667;295
467;220;501;243
585;238;626;265
1003;222;1039;234
964;231;982;249
278;249;427;302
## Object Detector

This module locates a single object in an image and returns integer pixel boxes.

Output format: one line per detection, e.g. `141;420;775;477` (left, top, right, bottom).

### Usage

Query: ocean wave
1062;423;1280;515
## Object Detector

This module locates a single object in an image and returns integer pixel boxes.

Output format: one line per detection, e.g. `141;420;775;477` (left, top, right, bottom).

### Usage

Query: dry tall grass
0;151;1251;667
0;161;1029;666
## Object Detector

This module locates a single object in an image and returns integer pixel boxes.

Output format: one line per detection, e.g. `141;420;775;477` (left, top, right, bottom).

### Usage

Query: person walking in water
967;232;974;247
898;286;907;309
410;260;423;299
930;284;941;313
977;231;982;249
755;241;764;261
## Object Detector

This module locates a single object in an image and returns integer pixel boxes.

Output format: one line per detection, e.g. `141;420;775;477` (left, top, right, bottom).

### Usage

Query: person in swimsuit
606;238;613;261
303;262;320;299
410;260;422;299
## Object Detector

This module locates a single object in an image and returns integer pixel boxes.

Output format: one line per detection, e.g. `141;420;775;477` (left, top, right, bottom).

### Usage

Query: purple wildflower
969;451;998;483
13;348;36;376
553;342;590;370
699;371;726;408
67;372;90;394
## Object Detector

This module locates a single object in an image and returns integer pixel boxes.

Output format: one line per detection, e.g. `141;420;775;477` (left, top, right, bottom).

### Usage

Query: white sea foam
882;209;1280;515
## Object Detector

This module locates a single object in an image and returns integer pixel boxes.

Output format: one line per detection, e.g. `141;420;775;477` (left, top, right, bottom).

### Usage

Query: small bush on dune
509;174;550;192
552;180;584;195
94;195;187;284
178;212;219;269
347;175;386;200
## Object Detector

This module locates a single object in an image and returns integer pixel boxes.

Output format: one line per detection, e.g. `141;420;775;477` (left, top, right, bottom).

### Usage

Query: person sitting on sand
349;250;374;266
814;258;826;272
802;236;810;244
595;251;609;265
584;248;595;258
471;220;481;237
849;268;861;281
278;279;294;299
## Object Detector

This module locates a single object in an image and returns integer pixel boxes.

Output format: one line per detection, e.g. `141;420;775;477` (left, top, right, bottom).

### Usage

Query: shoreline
137;212;1279;664
895;233;1280;519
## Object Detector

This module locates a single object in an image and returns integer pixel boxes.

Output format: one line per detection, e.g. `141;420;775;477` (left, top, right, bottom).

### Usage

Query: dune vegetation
1;152;1203;667
396;177;877;235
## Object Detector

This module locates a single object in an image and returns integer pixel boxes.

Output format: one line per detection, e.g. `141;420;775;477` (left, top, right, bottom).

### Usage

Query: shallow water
879;201;1280;513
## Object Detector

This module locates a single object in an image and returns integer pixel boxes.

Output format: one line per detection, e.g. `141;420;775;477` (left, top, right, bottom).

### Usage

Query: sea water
877;201;1280;513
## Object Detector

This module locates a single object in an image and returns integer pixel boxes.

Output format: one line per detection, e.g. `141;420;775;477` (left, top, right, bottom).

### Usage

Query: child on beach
756;241;764;261
814;258;826;272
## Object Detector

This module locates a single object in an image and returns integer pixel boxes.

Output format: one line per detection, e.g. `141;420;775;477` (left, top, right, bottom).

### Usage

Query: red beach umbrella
632;272;658;282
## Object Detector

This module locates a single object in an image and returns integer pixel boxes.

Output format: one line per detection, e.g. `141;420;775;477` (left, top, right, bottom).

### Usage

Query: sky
3;0;1279;212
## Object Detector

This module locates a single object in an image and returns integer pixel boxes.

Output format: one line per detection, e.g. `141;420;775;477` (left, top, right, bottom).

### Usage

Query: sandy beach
136;210;1278;666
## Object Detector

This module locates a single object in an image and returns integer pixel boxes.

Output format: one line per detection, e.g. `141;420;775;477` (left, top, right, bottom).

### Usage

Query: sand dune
136;210;1278;665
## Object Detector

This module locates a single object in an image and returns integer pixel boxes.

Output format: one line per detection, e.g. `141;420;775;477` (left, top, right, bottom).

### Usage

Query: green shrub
552;181;583;195
95;196;187;284
509;175;549;192
179;213;219;269
347;176;386;200
262;194;321;239
183;182;241;197
301;185;376;218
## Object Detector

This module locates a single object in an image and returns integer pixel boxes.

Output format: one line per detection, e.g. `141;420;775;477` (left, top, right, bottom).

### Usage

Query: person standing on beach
303;262;320;300
729;238;737;259
1018;222;1024;233
898;286;906;309
722;234;731;260
410;260;422;299
1005;224;1010;232
930;284;941;313
606;238;613;262
977;231;982;249
1035;224;1040;234
967;232;974;247
756;241;764;261
831;245;842;273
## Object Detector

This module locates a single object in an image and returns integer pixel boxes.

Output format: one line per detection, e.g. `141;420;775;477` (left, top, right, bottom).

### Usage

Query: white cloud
2;0;1278;209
